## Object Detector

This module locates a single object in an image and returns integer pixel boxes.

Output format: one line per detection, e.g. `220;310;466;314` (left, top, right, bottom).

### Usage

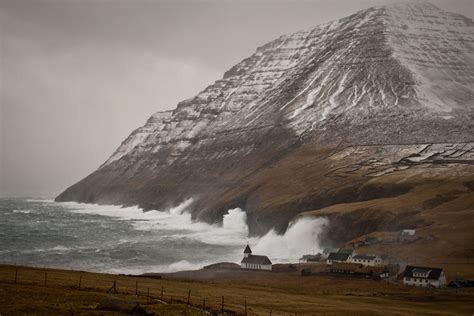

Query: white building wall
348;256;383;267
241;263;272;270
261;264;272;271
403;277;445;288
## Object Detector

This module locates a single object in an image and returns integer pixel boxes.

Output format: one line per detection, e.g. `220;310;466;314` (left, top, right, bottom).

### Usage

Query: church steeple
243;244;252;258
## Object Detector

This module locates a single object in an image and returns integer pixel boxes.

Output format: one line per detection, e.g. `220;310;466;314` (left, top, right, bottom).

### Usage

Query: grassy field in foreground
0;265;474;315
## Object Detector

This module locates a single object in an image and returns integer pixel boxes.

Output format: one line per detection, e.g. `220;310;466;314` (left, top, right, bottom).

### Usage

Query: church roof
244;244;252;254
241;254;272;265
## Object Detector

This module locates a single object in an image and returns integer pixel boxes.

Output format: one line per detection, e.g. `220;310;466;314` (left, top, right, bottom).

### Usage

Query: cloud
1;0;472;196
1;30;220;197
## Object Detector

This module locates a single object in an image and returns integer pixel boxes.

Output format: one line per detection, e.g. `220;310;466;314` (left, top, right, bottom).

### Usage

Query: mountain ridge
57;2;474;240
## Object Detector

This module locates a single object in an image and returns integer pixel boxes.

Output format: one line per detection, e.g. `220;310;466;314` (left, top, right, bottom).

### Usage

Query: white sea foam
21;245;79;254
25;198;55;203
12;209;32;214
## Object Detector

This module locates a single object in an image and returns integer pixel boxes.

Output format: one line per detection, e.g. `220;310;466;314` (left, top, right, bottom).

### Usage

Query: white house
399;229;417;242
240;245;272;270
403;265;447;288
326;252;350;265
348;254;383;267
401;229;416;236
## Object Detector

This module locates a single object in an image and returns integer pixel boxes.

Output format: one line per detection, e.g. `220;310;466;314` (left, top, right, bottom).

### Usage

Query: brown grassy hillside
1;265;474;315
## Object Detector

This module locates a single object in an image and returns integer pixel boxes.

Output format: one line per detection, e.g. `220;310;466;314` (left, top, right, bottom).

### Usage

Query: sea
0;197;327;274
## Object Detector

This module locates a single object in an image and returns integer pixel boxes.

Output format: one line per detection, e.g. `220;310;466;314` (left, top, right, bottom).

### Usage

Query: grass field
0;264;473;315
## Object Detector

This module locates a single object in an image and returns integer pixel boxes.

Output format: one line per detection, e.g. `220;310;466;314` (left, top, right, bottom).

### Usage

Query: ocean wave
12;209;33;214
56;199;328;263
18;245;92;254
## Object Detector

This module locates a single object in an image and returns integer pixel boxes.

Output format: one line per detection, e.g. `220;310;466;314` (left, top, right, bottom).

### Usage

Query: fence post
78;275;82;290
187;289;191;305
14;268;18;284
270;309;272;316
107;280;117;294
135;280;138;295
203;298;206;309
221;296;224;312
170;296;173;304
245;300;247;315
44;271;47;287
160;286;164;300
147;287;150;297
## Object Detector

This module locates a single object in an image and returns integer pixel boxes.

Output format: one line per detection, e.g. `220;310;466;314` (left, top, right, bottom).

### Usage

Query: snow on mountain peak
101;2;473;167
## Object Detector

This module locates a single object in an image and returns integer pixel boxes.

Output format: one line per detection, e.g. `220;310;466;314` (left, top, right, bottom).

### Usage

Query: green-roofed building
338;248;355;256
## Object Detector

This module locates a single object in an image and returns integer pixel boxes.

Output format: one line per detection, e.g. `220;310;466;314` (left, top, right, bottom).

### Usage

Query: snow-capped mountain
57;3;473;237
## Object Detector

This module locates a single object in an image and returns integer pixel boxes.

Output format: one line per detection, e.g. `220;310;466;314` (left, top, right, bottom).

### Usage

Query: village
238;228;474;290
1;227;473;315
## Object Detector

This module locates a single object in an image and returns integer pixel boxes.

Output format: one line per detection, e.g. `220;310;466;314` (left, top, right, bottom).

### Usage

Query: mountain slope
56;2;474;239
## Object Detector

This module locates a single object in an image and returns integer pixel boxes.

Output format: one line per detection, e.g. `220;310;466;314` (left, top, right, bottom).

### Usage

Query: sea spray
2;198;328;273
252;217;328;262
222;208;248;234
67;199;326;263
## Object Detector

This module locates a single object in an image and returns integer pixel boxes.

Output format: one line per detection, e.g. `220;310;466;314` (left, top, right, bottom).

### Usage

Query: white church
240;244;272;270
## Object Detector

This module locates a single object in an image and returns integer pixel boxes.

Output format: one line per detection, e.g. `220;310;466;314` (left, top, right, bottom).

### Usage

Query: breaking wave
60;198;327;265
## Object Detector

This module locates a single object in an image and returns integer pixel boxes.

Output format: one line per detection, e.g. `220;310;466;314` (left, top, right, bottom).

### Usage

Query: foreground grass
0;264;473;315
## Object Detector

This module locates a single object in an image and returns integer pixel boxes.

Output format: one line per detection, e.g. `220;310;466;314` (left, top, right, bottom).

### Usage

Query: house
322;248;340;258
348;254;383;267
403;265;446;288
398;229;417;242
448;277;474;288
327;262;358;275
327;262;387;279
299;254;323;263
338;248;355;256
326;252;350;265
240;245;272;270
401;229;416;236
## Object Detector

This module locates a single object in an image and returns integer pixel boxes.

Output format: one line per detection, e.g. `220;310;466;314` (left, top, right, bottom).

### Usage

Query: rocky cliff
57;2;474;239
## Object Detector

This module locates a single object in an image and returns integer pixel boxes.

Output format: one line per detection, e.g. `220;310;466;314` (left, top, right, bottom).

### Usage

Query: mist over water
0;197;327;274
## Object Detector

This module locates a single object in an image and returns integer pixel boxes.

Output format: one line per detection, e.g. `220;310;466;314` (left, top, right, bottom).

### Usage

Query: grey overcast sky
0;0;472;198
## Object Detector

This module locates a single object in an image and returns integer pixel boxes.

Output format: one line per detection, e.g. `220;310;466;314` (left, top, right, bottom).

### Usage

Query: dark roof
403;265;443;280
352;255;377;260
323;247;339;255
241;254;272;265
301;254;322;260
329;262;385;274
448;279;474;288
327;253;350;261
243;244;252;254
338;248;354;254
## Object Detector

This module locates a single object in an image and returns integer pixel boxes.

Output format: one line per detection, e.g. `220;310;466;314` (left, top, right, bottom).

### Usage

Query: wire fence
0;265;293;316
